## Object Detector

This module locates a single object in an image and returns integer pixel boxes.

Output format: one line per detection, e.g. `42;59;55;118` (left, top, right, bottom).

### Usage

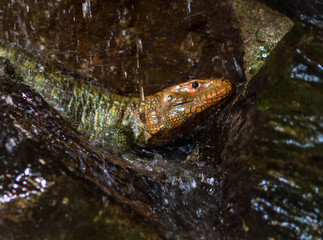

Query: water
0;0;323;239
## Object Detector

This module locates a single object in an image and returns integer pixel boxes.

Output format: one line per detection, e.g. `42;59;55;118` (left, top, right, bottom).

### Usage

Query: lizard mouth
201;80;235;103
202;91;232;102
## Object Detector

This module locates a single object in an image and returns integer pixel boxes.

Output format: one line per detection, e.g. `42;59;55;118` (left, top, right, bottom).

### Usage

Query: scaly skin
0;42;235;147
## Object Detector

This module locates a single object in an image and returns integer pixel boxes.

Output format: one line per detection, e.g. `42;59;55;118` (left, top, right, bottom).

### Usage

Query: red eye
191;81;199;89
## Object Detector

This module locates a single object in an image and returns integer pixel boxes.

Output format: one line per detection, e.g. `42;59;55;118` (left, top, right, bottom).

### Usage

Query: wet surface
0;0;244;96
262;0;323;29
0;0;323;239
0;76;230;239
201;25;323;239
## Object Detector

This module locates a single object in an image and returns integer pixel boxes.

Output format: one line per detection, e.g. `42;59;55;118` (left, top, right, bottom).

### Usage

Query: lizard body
0;42;235;148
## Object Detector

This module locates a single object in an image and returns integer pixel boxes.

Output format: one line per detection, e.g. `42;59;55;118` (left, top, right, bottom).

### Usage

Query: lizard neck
137;94;169;146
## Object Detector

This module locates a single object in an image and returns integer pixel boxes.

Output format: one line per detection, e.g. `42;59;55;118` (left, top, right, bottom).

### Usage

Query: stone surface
232;0;293;80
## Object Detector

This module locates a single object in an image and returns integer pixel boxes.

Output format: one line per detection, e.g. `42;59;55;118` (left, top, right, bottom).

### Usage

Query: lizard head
142;78;235;146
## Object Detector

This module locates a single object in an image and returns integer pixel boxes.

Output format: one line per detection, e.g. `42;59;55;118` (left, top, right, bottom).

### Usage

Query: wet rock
0;76;158;239
194;25;323;239
232;0;293;80
0;75;230;239
0;0;246;95
261;0;323;29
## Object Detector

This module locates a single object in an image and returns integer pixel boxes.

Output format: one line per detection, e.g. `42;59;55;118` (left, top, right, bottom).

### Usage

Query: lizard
0;42;235;151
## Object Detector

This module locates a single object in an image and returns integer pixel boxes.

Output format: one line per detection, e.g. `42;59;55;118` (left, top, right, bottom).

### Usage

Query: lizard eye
191;81;199;89
166;95;173;102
